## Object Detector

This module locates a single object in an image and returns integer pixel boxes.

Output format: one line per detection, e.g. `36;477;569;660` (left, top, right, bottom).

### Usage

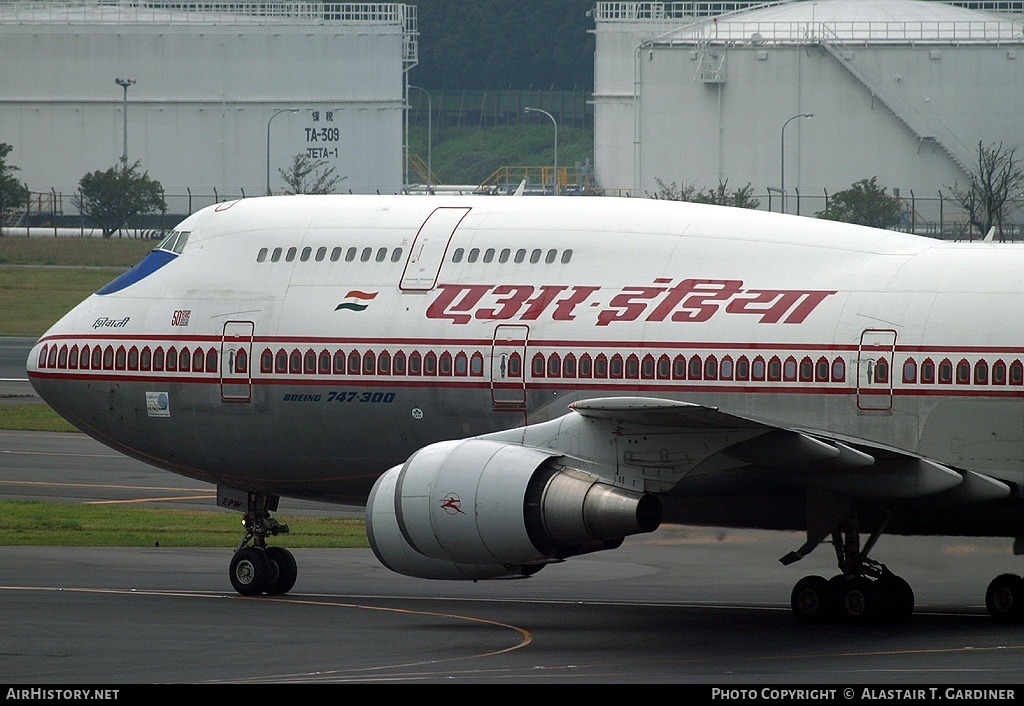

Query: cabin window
530;249;542;264
975;360;989;385
547;354;561;378
578;354;592;378
348;351;361;375
507;353;522;377
563;354;577;378
768;357;782;382
452;248;465;263
831;357;846;383
261;349;273;374
816;358;830;382
470;352;484;376
720;357;734;380
57;345;69;369
705;356;719;380
955;360;971;384
468;248;480;263
737;356;751;381
938;360;953;384
331;248;343;262
205;348;217;373
361;248;372;263
235;348;248;374
752;357;766;381
391;248;404;262
610;354;624;379
166;347;178;372
140;347;152;371
318;350;331;374
289;350;302;374
920;359;935;384
499;249;511;264
514;249;527;264
80;345;91;370
257;248;268;263
393;351;407;375
625;354;640;379
115;346;127;370
799;357;813;382
285;247;297;262
179;348;190;372
532;354;546;378
276;350;288;374
379;351;392;375
483;249;495;263
454;352;468;376
409;352;422;375
689;356;703;380
594;354;608;378
873;358;889;384
345;247;357;262
561;250;573;264
1011;361;1024;385
376;248;388;263
657;355;671;379
300;247;312;262
68;345;80;370
364;351;377;375
993;360;1007;385
641;355;656;379
673;355;687;380
126;347;138;371
424;352;438;376
316;247;327;262
545;249;557;264
902;359;917;384
304;350;316;374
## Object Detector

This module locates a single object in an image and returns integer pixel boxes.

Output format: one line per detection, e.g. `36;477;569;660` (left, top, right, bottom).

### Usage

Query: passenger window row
257;246;404;264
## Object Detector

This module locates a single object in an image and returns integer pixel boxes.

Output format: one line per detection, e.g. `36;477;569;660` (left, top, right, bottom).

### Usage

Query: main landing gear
787;515;914;625
228;492;297;597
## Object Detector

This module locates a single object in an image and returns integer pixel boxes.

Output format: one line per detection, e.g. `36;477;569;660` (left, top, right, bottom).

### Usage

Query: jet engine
366;439;662;580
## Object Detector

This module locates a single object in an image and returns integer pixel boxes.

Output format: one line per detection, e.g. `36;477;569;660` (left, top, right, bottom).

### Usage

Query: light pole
525;107;558;196
266;108;299;196
408;85;432;188
781;113;813;214
115;78;135;170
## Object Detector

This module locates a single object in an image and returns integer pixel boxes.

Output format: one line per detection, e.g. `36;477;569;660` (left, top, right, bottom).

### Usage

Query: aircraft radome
26;194;1024;625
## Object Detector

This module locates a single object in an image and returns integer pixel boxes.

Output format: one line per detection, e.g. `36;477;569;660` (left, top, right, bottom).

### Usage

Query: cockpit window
156;230;191;255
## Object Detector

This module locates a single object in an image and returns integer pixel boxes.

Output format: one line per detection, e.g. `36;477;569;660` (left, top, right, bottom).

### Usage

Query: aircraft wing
566;397;1011;505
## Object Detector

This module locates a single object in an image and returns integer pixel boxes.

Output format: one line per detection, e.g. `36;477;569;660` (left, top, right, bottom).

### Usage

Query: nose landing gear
227;491;296;596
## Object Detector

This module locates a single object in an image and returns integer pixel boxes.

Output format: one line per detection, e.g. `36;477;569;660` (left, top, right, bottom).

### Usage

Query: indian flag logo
336;290;378;312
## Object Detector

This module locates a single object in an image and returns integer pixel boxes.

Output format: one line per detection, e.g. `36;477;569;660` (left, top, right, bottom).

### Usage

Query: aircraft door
491;324;528;407
857;329;897;412
400;207;472;291
220;321;254;402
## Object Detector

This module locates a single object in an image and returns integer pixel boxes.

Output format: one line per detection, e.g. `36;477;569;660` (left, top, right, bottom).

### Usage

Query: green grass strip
0;501;368;548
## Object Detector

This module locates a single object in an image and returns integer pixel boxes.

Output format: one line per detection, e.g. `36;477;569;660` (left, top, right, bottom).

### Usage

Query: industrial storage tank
0;1;417;213
592;0;1024;228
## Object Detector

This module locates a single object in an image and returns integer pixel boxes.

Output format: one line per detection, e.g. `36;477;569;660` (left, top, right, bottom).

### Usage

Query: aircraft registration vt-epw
26;195;1024;624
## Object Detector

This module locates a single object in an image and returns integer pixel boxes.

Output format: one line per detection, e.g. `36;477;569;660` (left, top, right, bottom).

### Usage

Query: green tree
816;177;903;229
72;162;166;237
0;143;27;219
650;178;761;209
947;142;1024;241
278;153;344;195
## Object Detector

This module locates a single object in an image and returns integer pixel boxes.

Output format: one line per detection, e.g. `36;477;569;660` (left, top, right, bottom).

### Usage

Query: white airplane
26;194;1024;625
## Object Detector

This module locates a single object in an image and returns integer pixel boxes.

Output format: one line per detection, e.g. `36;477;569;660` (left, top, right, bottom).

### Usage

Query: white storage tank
0;1;417;211
593;0;1024;225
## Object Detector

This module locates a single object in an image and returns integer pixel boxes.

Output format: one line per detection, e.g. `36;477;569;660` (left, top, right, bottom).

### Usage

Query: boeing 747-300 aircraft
25;194;1024;625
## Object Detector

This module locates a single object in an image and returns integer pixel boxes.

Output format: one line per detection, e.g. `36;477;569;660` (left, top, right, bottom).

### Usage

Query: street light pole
525;107;558;196
781;113;813;214
408;85;433;188
115;78;135;170
266;108;299;196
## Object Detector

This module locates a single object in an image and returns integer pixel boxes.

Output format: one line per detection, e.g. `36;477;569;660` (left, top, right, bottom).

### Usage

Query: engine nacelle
366;439;662;580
